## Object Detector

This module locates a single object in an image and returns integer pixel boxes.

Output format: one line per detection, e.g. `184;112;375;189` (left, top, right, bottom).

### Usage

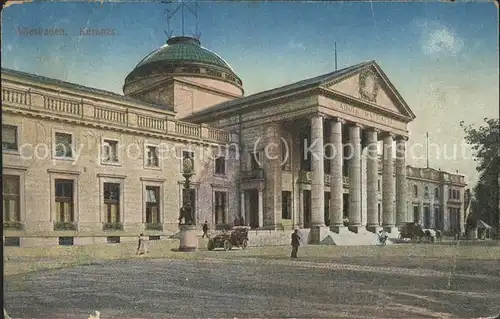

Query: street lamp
180;157;195;225
178;156;197;252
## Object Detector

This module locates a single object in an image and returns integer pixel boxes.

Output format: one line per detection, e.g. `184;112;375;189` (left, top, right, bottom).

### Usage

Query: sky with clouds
1;1;498;186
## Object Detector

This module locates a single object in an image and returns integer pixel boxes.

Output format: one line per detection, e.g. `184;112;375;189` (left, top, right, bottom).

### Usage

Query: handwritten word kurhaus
80;28;117;36
17;27;67;36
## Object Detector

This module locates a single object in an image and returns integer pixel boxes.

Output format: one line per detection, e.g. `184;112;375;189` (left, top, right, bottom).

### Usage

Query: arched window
424;186;429;198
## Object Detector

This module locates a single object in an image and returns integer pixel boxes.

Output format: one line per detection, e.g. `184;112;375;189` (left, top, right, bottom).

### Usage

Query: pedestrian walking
136;233;148;255
291;229;300;258
202;221;209;238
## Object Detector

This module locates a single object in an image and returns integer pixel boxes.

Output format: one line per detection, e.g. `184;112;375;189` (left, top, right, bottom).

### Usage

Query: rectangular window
55;132;73;158
102;140;119;163
145;186;161;224
55;179;74;222
146;146;159;167
59;237;74;246
2;125;18;151
4;237;20;247
215;156;226;175
378;179;381;192
214;191;227;225
414;185;418;197
2;175;20;222
449;188;452;199
104;183;120;223
434;188;439;200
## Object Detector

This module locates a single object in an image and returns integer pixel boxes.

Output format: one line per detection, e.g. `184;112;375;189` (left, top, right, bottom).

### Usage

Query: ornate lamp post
180;157;195;225
178;157;197;251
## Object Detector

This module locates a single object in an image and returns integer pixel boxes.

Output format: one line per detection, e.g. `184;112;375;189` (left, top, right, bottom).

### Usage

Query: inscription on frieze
338;103;393;125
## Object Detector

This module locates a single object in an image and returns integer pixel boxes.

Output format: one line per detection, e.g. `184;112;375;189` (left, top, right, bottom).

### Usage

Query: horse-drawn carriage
398;222;442;242
207;226;249;251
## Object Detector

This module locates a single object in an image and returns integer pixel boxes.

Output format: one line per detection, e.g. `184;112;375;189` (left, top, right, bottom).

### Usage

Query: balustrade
208;128;230;142
2;87;30;105
44;96;82;116
94;107;126;123
137;115;166;131
175;121;201;138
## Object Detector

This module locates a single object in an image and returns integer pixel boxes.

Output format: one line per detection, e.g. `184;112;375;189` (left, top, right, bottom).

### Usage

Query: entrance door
324;192;330;226
282;191;292;220
424;206;430;228
303;190;311;228
248;189;259;229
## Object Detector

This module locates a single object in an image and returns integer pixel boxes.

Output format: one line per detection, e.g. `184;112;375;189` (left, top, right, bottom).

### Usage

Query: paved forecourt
4;241;500;319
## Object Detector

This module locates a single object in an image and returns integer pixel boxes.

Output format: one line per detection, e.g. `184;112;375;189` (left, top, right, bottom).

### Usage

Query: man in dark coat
291;229;300;258
202;221;209;238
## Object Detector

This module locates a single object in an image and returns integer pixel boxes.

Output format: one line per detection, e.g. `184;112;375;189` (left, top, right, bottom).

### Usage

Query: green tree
460;118;499;236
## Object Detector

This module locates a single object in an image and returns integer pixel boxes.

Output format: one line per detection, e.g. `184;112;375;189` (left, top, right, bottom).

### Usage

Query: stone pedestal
308;226;330;244
178;224;198;252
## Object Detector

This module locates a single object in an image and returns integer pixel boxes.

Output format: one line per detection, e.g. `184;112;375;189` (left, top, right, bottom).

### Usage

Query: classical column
329;118;344;229
310;114;325;227
258;189;264;228
263;123;282;228
348;123;362;228
395;136;408;227
365;129;379;230
382;133;395;230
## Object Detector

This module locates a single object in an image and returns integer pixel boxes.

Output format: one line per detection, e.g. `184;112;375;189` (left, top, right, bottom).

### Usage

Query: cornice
2;106;228;147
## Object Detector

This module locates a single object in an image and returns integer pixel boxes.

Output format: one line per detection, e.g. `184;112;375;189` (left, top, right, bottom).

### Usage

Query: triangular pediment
321;62;415;120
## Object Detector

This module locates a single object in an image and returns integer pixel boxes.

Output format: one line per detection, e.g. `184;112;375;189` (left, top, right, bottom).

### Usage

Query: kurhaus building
2;36;466;247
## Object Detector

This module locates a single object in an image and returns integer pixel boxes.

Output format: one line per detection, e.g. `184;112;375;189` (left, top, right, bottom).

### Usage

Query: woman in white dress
136;233;148;255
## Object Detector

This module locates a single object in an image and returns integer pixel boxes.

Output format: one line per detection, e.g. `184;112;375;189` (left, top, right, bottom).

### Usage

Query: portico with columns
182;60;416;243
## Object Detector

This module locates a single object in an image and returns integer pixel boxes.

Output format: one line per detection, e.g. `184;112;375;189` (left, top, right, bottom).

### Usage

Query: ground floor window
146;186;161;224
55;179;74;222
104;183;120;223
3;175;20;222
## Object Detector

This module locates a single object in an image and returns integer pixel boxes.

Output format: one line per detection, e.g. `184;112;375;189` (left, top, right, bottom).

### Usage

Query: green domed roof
135;36;234;73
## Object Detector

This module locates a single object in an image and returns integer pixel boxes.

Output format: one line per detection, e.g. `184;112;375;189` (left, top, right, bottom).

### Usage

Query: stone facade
2;70;239;247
